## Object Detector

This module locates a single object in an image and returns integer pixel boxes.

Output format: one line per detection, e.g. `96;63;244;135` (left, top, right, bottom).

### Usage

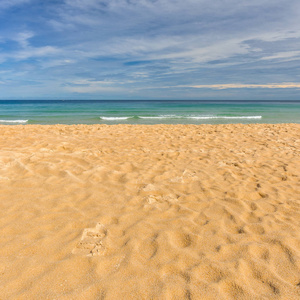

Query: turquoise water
0;100;299;125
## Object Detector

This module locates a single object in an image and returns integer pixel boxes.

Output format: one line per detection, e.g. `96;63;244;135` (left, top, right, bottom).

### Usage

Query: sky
0;0;300;100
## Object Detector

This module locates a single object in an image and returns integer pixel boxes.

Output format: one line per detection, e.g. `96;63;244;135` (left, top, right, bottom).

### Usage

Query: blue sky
0;0;300;100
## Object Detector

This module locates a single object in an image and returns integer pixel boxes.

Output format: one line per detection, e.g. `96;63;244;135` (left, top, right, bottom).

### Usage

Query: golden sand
0;124;300;299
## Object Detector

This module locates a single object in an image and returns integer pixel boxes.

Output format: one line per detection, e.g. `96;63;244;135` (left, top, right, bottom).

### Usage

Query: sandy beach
0;123;300;299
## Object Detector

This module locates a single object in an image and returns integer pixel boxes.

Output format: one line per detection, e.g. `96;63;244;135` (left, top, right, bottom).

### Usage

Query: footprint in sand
170;169;199;183
143;194;178;211
72;223;107;257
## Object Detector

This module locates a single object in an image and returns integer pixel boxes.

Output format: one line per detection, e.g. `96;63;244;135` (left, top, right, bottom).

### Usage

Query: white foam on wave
99;115;262;121
189;116;262;120
139;115;177;119
100;117;130;120
0;119;28;123
139;115;262;120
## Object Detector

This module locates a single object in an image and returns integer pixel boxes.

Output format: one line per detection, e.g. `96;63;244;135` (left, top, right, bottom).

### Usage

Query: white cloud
0;31;60;62
146;38;251;63
66;86;120;93
0;0;31;10
13;31;34;48
261;51;300;61
64;78;123;93
13;46;59;60
255;30;300;42
187;83;300;89
41;59;76;68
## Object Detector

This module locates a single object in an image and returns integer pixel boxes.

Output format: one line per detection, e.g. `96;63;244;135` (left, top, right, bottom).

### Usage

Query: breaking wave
0;119;28;123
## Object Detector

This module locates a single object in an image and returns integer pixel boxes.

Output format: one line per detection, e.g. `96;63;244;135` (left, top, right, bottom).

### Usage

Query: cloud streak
0;31;59;62
0;0;31;10
187;83;300;89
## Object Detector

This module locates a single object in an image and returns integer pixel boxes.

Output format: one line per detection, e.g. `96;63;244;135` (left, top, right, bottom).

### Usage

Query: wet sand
0;124;300;299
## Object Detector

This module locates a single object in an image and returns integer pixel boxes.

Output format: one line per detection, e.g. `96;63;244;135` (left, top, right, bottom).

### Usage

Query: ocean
0;100;300;125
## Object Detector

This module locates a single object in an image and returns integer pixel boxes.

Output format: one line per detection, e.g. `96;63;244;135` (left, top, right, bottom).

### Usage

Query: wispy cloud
0;0;31;10
0;31;59;62
13;31;34;47
64;78;125;93
188;83;300;89
261;51;300;61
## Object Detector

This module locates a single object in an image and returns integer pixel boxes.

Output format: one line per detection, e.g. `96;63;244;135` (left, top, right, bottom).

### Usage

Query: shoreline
1;123;300;299
1;122;300;127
